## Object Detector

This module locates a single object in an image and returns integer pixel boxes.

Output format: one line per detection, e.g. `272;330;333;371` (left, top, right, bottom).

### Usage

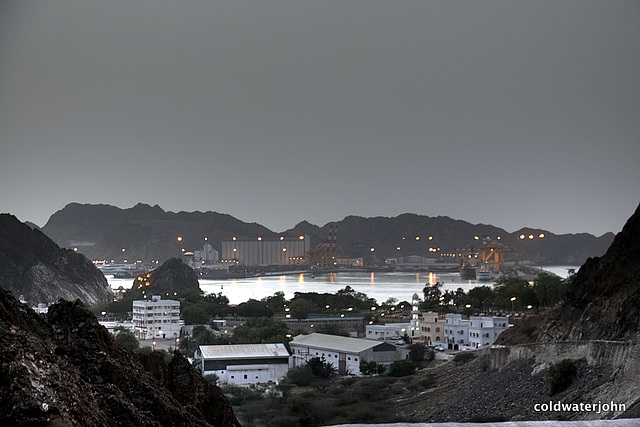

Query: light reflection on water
107;266;578;305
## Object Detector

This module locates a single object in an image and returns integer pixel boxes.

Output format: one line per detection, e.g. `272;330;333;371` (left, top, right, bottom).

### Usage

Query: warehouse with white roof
198;343;291;385
289;333;401;375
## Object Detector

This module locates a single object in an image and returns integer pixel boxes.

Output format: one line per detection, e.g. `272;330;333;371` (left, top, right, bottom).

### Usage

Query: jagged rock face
0;214;112;306
540;201;640;342
131;258;200;297
0;289;240;426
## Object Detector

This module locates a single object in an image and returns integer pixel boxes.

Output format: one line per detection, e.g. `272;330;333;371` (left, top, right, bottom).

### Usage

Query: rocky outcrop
0;288;240;426
131;258;200;297
0;214;112;306
538;201;640;342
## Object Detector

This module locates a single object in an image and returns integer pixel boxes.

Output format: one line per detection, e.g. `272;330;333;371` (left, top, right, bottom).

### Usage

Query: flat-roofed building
199;343;291;386
420;312;446;345
469;316;509;348
132;295;182;340
221;235;310;266
445;313;470;348
365;323;411;341
289;333;401;375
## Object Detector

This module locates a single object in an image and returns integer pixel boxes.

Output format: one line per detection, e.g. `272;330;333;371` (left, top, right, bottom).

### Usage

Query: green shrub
549;358;578;395
387;359;415;377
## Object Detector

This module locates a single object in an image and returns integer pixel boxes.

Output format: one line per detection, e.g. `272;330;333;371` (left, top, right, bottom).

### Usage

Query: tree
289;298;311;320
408;343;426;363
234;299;274;318
113;326;139;352
421;282;442;311
263;291;287;312
232;318;289;344
387;359;415;377
359;360;386;376
494;276;537;310
467;285;495;312
549;359;578;395
533;273;567;307
307;357;336;378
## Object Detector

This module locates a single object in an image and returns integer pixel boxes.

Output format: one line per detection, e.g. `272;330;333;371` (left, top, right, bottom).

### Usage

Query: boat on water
476;264;496;281
459;263;476;280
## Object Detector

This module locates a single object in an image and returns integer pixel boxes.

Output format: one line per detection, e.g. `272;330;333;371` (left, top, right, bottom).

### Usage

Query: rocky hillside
0;288;240;426
41;202;614;266
131;257;201;297
538;200;640;342
42;202;275;264
0;214;112;306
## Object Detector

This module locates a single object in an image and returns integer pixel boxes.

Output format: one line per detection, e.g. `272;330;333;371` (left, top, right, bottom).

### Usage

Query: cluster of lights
519;233;545;240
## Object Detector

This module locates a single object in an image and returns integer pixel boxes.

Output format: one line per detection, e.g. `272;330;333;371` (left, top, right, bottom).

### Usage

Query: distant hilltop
0;214;112;306
40;202;614;266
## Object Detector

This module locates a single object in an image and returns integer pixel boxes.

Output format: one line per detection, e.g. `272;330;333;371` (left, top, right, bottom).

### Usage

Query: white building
221;235;310;266
199;343;290;386
410;293;421;339
444;313;470;348
468;316;509;348
132;295;182;340
289;333;401;375
365;323;411;341
193;243;219;265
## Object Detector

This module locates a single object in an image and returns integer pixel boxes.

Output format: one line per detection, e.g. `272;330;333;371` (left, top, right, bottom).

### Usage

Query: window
436;327;440;332
244;375;247;380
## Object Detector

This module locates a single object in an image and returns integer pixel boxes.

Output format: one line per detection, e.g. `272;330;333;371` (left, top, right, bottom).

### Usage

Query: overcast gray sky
1;1;638;236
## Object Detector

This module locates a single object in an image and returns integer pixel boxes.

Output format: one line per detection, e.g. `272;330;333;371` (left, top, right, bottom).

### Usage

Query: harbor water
108;266;578;305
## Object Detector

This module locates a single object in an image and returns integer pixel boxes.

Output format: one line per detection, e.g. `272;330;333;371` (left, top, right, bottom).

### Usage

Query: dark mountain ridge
539;200;640;342
498;200;640;344
0;214;112;306
41;202;614;266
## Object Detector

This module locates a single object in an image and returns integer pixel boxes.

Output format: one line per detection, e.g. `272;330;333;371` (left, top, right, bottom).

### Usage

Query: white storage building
289;333;401;375
199;343;291;386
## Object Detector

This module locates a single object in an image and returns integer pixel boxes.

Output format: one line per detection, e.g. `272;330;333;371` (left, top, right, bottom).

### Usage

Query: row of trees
421;273;569;313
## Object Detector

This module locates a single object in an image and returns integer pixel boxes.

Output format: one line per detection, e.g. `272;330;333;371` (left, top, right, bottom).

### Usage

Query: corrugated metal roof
289;333;383;353
199;343;290;359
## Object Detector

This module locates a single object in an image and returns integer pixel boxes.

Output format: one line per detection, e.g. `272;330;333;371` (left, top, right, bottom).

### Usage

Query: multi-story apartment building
132;295;182;340
444;313;470;347
468;316;509;348
420;312;446;344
